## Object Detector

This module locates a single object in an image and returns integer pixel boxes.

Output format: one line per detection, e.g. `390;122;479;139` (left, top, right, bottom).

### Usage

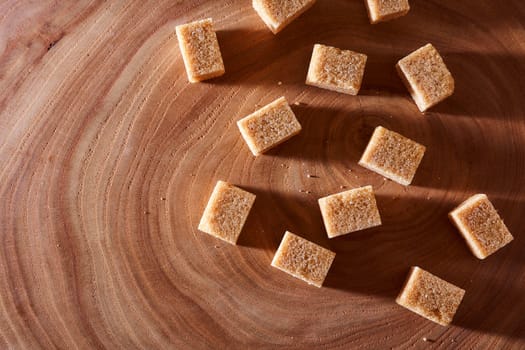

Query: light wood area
0;0;524;348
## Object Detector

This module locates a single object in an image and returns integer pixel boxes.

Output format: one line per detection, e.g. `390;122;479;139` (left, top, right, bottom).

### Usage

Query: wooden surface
0;0;524;348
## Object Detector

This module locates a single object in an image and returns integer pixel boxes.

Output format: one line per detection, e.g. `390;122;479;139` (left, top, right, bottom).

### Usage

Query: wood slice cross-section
0;0;524;348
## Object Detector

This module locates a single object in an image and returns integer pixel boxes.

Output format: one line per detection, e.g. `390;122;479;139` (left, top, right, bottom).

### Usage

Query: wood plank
0;0;524;348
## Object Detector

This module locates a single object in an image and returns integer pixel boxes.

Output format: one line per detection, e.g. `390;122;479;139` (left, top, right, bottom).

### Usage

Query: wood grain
1;0;524;348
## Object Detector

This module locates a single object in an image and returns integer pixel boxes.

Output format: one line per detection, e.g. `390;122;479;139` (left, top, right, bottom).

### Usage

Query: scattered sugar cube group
187;2;516;328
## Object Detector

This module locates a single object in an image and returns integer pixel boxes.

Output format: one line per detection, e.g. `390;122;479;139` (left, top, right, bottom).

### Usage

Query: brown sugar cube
271;231;335;288
176;18;225;83
252;0;316;34
396;43;454;112
449;194;514;259
318;185;381;238
396;266;465;326
364;0;410;24
237;97;302;156
306;44;367;95
198;181;256;244
359;126;426;186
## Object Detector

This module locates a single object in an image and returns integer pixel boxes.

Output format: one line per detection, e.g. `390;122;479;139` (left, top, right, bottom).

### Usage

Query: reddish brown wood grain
0;0;524;348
